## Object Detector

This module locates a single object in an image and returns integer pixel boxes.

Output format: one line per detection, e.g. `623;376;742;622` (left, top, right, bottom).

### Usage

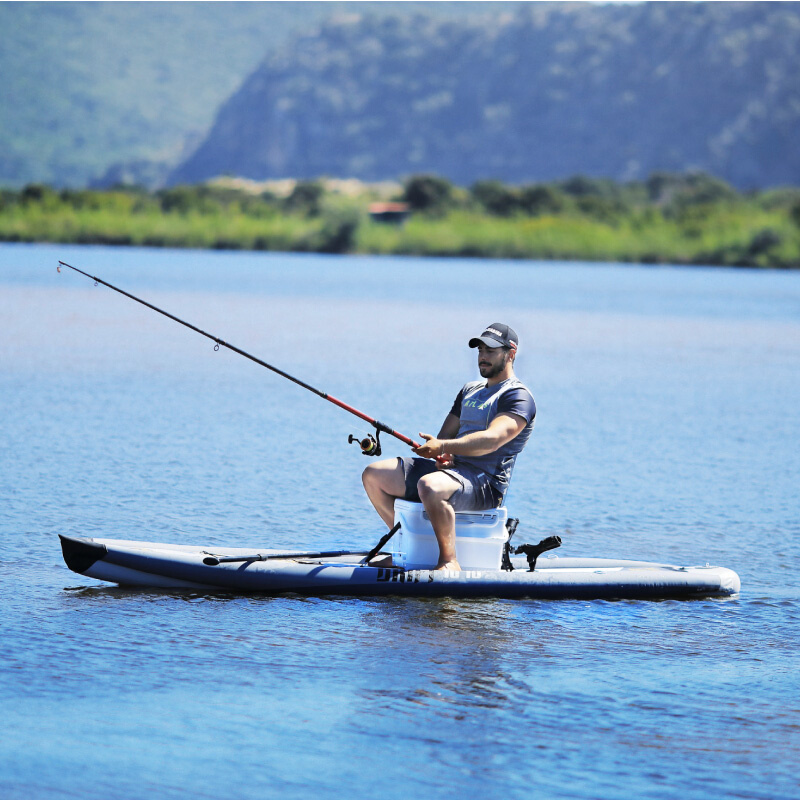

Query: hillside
171;2;800;190
0;1;517;188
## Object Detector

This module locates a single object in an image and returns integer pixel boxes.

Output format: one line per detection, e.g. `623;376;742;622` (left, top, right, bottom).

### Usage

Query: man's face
477;343;510;379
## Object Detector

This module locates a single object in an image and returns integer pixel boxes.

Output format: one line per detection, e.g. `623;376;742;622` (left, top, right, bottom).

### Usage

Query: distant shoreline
1;177;798;269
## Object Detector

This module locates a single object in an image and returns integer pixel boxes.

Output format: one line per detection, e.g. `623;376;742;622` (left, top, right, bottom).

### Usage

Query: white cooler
391;499;509;570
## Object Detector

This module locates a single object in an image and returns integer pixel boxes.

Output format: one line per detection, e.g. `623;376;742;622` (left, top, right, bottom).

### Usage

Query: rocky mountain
171;2;800;190
0;2;523;188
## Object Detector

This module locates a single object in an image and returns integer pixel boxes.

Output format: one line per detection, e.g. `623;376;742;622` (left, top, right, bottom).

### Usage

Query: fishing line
57;260;422;454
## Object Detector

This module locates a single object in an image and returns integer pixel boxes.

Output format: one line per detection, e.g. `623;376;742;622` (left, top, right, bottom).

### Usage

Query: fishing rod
57;260;421;456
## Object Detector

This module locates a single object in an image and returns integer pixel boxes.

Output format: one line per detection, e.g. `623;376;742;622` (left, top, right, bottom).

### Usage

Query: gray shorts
399;457;503;512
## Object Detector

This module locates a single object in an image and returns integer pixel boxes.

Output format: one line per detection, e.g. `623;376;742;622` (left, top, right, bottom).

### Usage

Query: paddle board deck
59;535;740;600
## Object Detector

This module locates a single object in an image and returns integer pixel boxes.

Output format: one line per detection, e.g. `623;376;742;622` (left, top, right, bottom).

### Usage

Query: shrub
21;183;60;209
747;228;782;258
790;200;800;229
157;186;220;215
284;181;324;216
559;175;618;198
402;174;454;215
519;184;568;216
471;180;520;216
0;189;20;212
316;207;361;253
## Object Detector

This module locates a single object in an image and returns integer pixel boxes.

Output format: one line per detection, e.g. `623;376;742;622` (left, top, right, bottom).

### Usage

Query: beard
479;354;508;379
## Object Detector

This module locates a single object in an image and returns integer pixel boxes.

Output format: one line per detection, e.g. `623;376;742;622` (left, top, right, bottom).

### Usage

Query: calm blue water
1;242;799;800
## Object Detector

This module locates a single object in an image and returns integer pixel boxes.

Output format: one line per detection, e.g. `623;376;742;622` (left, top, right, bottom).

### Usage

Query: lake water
1;242;799;799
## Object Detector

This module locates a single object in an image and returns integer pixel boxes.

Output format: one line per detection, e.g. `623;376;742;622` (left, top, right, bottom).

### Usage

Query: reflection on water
1;244;799;800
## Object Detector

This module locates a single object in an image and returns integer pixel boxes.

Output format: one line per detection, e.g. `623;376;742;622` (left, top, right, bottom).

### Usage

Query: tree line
5;171;799;221
1;172;798;268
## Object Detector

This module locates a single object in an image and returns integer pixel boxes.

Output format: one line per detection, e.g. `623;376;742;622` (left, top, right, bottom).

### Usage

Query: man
362;323;535;571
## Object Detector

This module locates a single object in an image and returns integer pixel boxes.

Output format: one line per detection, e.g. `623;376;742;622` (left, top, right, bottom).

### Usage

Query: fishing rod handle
326;394;421;448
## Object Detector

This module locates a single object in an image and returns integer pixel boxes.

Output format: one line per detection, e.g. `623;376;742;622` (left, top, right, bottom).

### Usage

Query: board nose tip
59;535;107;574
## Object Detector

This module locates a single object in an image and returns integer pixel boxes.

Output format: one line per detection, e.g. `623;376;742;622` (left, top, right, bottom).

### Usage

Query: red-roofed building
368;202;410;224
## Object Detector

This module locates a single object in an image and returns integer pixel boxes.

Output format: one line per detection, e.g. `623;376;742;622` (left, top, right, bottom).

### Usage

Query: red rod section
325;395;421;448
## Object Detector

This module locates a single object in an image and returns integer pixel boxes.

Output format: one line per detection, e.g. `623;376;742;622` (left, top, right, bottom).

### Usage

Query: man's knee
363;458;405;496
362;462;386;494
417;473;456;505
362;462;377;487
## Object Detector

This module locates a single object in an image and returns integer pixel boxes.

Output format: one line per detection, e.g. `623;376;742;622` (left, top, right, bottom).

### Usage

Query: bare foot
435;560;461;571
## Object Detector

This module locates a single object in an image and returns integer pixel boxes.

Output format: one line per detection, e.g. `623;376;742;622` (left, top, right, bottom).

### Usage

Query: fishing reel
348;429;382;457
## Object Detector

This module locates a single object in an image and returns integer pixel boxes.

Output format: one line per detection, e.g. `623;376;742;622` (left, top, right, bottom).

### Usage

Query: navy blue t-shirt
447;378;536;495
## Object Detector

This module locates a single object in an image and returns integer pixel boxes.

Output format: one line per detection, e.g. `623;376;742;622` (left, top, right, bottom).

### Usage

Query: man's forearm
439;430;503;457
415;414;524;460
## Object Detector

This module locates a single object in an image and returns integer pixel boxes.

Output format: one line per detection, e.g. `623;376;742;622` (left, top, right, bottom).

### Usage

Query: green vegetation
2;174;798;268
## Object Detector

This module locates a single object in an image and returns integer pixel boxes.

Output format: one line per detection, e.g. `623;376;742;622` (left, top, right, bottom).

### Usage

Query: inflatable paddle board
59;534;740;600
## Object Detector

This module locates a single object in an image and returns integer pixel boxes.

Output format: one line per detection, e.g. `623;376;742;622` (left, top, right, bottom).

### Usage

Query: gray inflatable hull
59;535;740;600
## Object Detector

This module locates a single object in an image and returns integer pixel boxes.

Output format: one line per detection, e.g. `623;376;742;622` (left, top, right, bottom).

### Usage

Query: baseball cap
468;323;518;350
